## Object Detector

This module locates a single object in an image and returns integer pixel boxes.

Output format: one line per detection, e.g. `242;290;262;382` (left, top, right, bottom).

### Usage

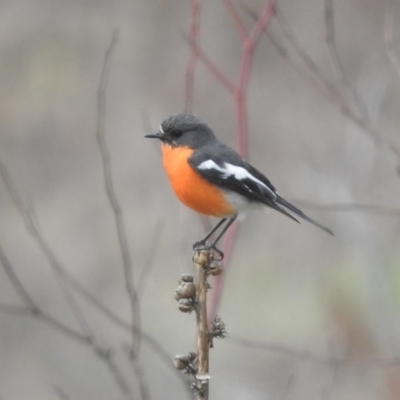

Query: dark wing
188;143;333;235
188;143;300;224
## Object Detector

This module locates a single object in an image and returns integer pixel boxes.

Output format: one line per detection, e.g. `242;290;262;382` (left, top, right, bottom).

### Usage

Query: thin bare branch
235;0;277;157
96;30;152;400
324;0;345;84
229;336;400;367
269;7;400;157
184;0;201;113
281;373;296;400
0;228;91;344
0;157;187;394
323;0;371;123
193;251;211;399
384;0;400;80
136;219;164;297
321;360;340;400
0;159;96;341
0;242;38;311
61;268;192;396
53;386;71;400
98;351;136;400
0;304;32;315
222;0;248;41
191;42;236;93
95;29;141;355
0;302;89;344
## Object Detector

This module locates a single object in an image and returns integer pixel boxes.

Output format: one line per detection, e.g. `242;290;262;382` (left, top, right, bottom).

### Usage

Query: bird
145;114;333;258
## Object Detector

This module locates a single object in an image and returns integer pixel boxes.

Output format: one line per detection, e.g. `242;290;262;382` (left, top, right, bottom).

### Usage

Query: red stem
236;1;276;157
195;45;236;93
208;0;277;323
182;0;277;323
222;0;248;41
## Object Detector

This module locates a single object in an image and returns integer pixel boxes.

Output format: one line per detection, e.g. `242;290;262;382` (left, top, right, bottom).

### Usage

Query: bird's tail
275;196;334;236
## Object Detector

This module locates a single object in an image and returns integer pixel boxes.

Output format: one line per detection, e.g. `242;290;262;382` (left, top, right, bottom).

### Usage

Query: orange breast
161;144;235;217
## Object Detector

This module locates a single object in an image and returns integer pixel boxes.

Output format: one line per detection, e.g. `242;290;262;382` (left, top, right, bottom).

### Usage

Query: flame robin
146;114;333;258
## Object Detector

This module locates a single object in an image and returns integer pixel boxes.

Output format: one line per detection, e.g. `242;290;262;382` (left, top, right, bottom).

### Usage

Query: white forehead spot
159;125;164;134
198;160;276;199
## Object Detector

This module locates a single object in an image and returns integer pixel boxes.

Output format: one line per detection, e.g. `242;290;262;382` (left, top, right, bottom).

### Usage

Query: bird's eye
171;129;183;139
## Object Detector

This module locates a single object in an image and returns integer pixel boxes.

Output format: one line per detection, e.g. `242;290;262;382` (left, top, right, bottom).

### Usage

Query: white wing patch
159;125;164;134
198;160;277;199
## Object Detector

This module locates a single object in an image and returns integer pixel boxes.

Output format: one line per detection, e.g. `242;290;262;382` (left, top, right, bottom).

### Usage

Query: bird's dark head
145;114;217;149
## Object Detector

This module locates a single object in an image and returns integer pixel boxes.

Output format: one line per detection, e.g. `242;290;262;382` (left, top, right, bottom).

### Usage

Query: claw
193;242;224;261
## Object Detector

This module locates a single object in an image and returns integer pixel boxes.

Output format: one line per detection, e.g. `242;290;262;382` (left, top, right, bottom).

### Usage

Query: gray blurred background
1;0;400;399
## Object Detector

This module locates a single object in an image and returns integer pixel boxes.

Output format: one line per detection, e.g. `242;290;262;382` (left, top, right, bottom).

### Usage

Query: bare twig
267;7;400;157
53;385;71;400
323;0;371;123
384;0;400;80
321;360;340;400
0;243;90;344
136;219;164;297
222;0;248;41
193;251;211;399
0;242;38;311
190;43;236;93
281;373;296;400
0;239;138;399
208;0;278;323
184;0;201;112
96;29;150;400
324;0;345;84
0;303;89;344
235;0;277;157
0;160;95;341
0;245;136;400
66;274;192;396
229;336;400;367
95;29;141;353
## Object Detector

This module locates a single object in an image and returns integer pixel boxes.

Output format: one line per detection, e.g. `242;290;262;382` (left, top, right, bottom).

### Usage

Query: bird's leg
193;218;227;249
193;217;237;260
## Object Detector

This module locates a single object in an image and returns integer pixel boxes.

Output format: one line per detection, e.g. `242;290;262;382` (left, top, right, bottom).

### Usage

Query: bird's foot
193;241;224;261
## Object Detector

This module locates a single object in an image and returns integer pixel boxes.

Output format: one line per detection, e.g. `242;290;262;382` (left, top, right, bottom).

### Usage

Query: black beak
145;132;164;140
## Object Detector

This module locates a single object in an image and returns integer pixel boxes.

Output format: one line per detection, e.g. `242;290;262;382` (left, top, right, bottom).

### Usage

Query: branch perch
193;250;211;399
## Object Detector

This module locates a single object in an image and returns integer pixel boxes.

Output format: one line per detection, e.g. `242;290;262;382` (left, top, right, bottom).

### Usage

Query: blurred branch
96;29;150;400
323;0;371;123
65;269;192;397
0;243;89;344
184;0;201;112
0;233;136;399
384;0;400;80
321;361;339;400
222;0;248;41
96;28;140;351
53;386;71;400
235;0;277;157
242;5;400;158
281;374;295;400
208;0;278;323
0;159;95;341
229;336;400;366
136;219;165;297
324;0;345;85
189;42;236;93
